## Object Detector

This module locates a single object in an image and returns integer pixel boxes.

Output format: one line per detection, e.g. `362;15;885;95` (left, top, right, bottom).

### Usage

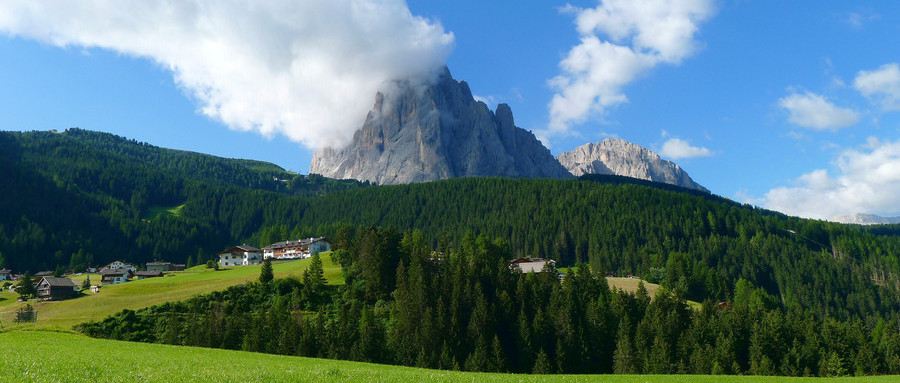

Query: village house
262;237;331;260
218;245;263;267
134;270;164;280
100;269;132;285
99;261;137;273
146;261;174;272
35;270;53;277
0;269;12;281
36;277;78;300
509;257;556;273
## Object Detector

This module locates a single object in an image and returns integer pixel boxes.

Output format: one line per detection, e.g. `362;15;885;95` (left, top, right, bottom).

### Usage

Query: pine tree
16;271;36;298
259;258;274;284
81;275;91;290
532;348;553;374
613;317;638;374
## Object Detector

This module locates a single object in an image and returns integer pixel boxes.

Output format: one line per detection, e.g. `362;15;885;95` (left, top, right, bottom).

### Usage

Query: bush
206;260;219;270
15;304;36;323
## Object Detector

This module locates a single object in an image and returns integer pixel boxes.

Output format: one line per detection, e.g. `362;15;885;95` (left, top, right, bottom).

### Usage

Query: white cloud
0;0;454;149
545;0;714;136
762;138;900;219
854;63;900;111
778;92;859;130
659;137;712;160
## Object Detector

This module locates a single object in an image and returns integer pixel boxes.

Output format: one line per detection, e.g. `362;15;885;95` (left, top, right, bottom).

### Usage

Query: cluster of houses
2;260;185;301
218;237;331;267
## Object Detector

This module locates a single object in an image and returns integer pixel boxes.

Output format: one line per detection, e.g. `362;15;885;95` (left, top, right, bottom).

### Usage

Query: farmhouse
100;269;132;285
218;245;263;267
0;269;11;281
262;237;331;260
36;277;77;300
509;257;556;273
146;261;175;272
99;261;136;273
134;270;164;280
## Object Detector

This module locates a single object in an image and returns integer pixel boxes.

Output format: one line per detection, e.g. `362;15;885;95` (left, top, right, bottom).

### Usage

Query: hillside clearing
144;203;185;219
0;253;341;331
2;331;895;383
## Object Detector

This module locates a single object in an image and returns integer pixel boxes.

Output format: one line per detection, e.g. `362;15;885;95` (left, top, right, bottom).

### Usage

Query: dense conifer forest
2;129;899;322
81;228;900;376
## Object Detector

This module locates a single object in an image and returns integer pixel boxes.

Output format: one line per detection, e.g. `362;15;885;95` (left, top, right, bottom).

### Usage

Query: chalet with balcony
100;269;132;285
218;245;263;267
262;237;331;260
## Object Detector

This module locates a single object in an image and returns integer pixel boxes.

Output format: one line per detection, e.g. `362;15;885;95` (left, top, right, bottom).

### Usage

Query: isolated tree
186;254;195;269
206;260;218;270
259;258;274;284
81;275;91;290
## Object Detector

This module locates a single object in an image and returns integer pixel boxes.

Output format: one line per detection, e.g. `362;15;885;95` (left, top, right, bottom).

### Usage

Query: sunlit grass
2;331;895;383
0;252;342;331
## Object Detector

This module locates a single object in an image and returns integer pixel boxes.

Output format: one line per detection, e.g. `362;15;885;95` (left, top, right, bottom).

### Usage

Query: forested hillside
81;229;900;376
0;129;360;272
1;129;899;321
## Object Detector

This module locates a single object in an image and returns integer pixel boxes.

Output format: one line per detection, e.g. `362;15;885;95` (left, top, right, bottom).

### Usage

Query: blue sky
1;1;899;220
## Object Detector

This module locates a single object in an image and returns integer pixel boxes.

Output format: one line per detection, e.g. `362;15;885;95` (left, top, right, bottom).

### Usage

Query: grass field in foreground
2;331;895;383
0;253;342;331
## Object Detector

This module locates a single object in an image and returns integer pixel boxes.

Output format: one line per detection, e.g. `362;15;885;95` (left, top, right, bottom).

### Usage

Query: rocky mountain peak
310;67;571;184
557;138;708;192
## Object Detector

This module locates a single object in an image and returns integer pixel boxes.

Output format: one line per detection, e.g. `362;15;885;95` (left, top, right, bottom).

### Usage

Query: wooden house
36;277;77;300
145;261;174;272
134;270;164;280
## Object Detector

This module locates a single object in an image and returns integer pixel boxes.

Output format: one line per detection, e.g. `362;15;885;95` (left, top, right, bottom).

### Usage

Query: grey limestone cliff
310;67;571;184
557;139;709;192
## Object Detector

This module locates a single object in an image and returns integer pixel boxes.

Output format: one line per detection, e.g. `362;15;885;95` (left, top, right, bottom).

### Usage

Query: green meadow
0;253;342;331
2;331;896;383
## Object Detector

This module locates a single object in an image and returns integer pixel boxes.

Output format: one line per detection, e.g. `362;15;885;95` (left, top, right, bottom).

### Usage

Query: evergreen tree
81;275;91;290
613;317;638;374
532;348;553;374
259;258;273;284
16;271;37;298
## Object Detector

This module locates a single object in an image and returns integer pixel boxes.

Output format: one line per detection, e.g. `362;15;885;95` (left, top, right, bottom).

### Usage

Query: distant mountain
310;67;571;184
556;139;709;192
830;213;900;225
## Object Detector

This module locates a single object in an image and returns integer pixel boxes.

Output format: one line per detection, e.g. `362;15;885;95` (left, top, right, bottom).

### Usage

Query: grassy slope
144;203;186;219
0;253;341;331
2;331;895;383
